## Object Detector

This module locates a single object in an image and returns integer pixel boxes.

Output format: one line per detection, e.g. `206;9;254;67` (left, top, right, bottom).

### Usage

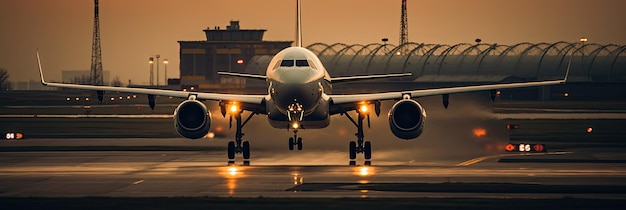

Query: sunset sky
1;0;624;84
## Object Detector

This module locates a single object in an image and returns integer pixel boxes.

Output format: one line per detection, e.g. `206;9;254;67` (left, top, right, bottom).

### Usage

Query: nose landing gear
287;103;304;151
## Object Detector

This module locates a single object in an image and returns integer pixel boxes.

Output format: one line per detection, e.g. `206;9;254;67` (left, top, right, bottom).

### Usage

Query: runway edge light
505;143;546;152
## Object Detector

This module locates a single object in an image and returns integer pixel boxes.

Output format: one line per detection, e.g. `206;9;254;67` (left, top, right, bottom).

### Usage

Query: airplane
37;0;570;166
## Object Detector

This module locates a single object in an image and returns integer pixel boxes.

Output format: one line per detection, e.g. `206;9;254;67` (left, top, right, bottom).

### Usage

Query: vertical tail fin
295;0;302;47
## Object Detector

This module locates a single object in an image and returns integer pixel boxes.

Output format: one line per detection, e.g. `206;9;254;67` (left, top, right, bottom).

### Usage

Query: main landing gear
344;109;372;166
227;111;255;166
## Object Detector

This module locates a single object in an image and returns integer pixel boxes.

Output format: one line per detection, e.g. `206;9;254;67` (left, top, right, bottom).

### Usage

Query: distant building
10;80;56;91
178;21;292;89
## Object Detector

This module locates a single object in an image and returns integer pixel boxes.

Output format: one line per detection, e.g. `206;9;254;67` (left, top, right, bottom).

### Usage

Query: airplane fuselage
265;47;332;129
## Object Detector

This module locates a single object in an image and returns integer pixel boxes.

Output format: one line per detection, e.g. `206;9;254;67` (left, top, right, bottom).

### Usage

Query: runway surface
2;98;626;208
1;138;625;199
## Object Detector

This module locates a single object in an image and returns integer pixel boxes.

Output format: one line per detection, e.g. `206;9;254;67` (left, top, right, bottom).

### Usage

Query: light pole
149;57;154;86
580;37;588;80
163;59;168;86
156;55;160;86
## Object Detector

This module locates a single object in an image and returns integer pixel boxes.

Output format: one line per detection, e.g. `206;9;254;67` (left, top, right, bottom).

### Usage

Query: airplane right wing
37;50;267;105
331;73;412;83
217;72;267;81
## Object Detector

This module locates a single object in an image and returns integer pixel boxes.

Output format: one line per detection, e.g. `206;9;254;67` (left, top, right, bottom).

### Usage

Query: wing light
229;103;240;114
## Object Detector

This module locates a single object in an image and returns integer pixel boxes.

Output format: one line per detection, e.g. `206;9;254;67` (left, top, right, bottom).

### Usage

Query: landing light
292;122;300;129
229;103;240;113
359;104;369;114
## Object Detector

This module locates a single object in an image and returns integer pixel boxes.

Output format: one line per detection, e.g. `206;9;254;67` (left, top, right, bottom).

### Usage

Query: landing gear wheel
297;137;303;150
344;109;374;166
289;137;295;150
225;111;256;166
227;141;235;160
349;141;357;160
243;141;250;159
364;141;372;160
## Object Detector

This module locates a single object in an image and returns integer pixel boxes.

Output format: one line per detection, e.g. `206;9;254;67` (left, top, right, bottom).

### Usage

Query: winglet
562;46;574;83
36;49;48;85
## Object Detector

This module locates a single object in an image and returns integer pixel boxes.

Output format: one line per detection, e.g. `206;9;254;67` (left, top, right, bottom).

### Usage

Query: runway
2;98;626;208
2;138;626;199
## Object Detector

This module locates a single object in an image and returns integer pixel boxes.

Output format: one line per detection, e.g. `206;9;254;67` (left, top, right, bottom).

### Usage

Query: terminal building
178;21;291;89
178;22;626;100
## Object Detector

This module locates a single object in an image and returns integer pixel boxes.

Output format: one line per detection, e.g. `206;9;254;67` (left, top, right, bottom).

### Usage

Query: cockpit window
272;60;281;70
308;60;317;69
280;60;294;67
295;60;309;67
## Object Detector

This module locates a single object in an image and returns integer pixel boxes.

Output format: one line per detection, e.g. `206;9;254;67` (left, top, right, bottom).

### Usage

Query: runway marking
132;179;145;185
456;152;573;166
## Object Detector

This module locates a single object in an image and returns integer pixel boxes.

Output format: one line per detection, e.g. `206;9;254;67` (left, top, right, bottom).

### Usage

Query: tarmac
1;138;625;199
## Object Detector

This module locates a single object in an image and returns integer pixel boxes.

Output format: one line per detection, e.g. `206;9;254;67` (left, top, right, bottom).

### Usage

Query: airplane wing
37;50;266;104
330;78;566;104
331;73;412;83
217;72;267;81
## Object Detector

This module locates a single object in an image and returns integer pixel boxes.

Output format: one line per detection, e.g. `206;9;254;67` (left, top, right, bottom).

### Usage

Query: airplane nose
279;70;311;84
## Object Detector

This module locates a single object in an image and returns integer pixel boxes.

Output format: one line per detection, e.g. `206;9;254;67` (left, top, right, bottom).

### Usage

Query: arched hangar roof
244;42;626;82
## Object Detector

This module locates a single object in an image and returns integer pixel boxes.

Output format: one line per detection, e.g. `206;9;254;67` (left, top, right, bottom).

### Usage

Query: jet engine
174;100;211;139
388;98;426;140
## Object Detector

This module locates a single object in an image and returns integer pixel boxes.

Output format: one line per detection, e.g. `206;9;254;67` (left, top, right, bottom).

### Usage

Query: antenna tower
399;0;408;53
90;0;103;85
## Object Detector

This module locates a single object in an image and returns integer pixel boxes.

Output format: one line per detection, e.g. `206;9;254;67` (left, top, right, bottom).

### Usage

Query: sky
1;0;625;84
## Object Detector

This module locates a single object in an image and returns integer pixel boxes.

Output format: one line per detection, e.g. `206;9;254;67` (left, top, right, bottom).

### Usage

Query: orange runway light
587;127;593;133
505;144;515;152
473;128;487;137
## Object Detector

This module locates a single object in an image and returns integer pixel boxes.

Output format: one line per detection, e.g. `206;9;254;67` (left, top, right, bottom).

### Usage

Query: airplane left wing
330;79;566;104
37;50;266;104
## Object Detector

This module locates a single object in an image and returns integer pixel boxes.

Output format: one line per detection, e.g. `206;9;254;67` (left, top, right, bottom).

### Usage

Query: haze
1;0;624;84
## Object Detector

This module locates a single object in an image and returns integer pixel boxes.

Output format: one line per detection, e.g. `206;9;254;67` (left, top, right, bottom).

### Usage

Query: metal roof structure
243;42;626;82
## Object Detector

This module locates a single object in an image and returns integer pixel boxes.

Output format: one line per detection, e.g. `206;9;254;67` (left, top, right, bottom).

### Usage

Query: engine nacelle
388;99;426;140
173;100;211;139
